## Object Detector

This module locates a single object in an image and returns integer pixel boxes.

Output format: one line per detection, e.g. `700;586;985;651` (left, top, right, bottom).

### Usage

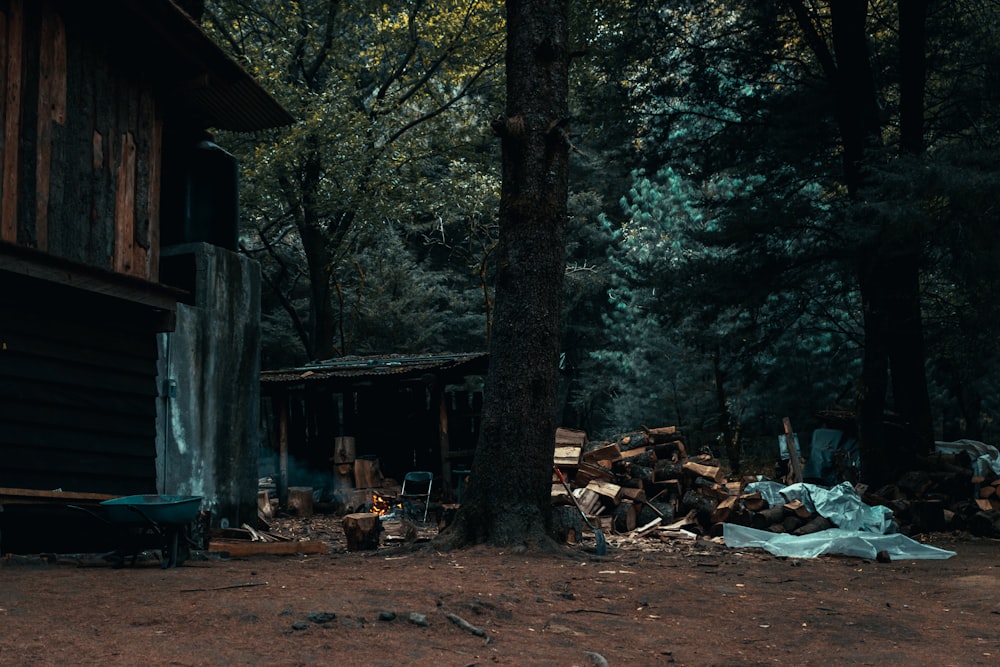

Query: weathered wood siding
0;0;161;280
0;272;159;494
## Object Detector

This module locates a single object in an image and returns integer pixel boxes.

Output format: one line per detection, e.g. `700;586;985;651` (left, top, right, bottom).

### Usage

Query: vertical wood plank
113;130;136;274
0;7;8;222
34;0;67;252
1;0;23;242
147;101;162;281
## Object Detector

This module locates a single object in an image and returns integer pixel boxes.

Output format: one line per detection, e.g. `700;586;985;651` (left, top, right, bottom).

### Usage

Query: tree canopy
201;0;1000;493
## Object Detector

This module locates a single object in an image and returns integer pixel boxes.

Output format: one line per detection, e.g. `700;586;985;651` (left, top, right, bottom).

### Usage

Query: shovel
554;466;607;556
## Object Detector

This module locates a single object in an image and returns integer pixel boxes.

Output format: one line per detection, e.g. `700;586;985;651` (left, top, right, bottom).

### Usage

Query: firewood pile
860;448;1000;537
551;426;1000;543
551;426;743;544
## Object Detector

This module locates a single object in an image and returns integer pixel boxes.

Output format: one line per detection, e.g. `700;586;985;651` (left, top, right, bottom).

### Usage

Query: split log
783;499;814;519
969;510;1000;538
642;425;682;444
582;442;622;464
792;515;834;536
556;427;588;447
781;515;804;533
585;480;623;505
653;460;685;481
750;505;788;529
574;462;615;486
258;490;273;519
681;489;717;520
693;477;730;501
741;492;766;512
551;483;572;504
620;447;657;468
710;495;737;525
381;516;418;543
652;441;685;461
625;464;654;484
683;460;724;483
637;500;674;526
620;486;647;504
342;512;380;551
354;457;384;489
574;488;603;515
554;446;582;467
616;432;650;452
612;500;638;533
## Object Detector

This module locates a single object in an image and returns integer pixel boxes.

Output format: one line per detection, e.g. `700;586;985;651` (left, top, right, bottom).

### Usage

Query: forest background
194;0;1000;477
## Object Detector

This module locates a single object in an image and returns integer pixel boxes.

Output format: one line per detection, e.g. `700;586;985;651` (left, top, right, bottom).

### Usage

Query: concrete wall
156;243;261;528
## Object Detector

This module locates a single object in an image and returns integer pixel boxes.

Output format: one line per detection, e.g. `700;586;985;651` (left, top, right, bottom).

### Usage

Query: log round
612;500;637;533
342;512;380;551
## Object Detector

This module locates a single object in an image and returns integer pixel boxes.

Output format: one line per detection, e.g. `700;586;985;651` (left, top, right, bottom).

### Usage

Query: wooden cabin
0;0;291;550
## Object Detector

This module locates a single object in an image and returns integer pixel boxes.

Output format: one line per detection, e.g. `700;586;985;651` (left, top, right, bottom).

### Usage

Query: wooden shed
260;353;488;506
0;0;291;550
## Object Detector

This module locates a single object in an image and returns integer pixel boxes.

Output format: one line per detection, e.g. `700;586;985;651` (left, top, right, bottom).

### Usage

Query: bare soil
1;517;997;667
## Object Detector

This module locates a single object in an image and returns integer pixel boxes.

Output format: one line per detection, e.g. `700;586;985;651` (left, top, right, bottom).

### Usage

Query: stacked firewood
553;426;1000;542
551;426;747;541
860;448;1000;537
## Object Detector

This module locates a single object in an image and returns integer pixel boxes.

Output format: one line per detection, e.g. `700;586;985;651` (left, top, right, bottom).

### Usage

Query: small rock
307;611;337;624
378;611;397;622
407;612;430;627
291;621;309;631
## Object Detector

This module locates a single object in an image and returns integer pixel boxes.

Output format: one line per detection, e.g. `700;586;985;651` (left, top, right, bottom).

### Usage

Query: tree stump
552;505;583;544
342;512;380;551
288;487;314;517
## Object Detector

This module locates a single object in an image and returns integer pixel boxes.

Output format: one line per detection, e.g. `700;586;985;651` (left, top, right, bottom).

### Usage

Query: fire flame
370;492;399;516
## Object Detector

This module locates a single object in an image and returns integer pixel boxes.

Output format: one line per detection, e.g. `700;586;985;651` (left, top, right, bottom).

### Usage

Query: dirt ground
1;517;998;667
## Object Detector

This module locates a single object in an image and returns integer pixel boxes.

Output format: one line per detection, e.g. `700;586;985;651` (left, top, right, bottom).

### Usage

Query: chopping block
342;512;380;551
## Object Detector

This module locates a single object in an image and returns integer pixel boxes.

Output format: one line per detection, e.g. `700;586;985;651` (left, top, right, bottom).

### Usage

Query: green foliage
202;0;505;362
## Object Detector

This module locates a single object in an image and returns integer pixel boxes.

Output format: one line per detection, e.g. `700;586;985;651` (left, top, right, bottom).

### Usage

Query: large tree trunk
441;0;569;548
826;0;933;486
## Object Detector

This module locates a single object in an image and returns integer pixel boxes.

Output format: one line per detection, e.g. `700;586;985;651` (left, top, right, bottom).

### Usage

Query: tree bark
441;0;569;549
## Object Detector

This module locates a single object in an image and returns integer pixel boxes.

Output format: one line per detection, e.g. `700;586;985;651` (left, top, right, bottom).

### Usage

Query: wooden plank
208;539;328;557
34;2;66;252
2;0;24;242
782;417;803;485
0;486;117;504
113;131;136;274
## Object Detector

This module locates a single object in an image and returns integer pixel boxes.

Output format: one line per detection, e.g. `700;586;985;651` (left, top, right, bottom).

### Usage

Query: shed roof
260;353;489;391
68;0;293;131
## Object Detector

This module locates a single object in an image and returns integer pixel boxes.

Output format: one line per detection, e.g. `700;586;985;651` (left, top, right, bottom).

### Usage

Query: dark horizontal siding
0;273;159;495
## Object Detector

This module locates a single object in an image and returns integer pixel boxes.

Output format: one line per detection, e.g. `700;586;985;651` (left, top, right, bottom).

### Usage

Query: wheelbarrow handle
67;504;111;525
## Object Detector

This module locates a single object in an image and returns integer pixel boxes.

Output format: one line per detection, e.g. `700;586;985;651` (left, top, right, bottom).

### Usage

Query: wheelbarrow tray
100;495;202;526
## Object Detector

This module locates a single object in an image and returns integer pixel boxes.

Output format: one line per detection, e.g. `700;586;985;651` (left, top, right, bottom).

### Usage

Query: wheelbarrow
72;494;204;568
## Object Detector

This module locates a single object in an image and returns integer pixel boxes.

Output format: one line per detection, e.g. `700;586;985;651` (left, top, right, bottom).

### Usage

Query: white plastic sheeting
723;524;956;559
726;481;956;559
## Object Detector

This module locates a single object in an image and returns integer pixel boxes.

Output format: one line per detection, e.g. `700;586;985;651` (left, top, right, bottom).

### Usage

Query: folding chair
400;471;433;523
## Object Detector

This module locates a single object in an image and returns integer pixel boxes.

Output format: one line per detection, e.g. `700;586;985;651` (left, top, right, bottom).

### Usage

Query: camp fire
370;492;398;517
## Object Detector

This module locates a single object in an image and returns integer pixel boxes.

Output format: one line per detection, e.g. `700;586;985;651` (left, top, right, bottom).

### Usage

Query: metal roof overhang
260;353;490;394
